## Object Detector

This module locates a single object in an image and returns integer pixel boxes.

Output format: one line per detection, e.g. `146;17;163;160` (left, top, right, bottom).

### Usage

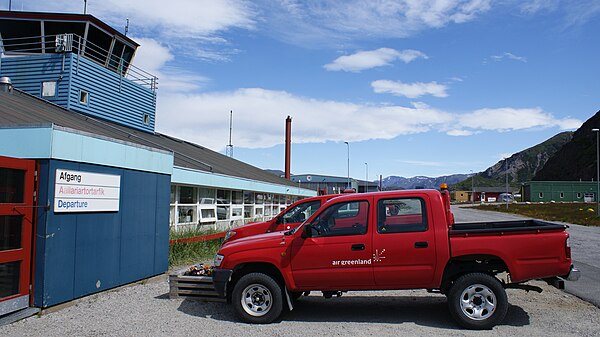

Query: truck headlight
213;254;225;267
223;230;236;242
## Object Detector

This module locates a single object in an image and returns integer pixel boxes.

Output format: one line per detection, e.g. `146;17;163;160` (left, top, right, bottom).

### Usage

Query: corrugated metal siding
34;159;170;307
0;53;156;132
69;54;156;132
0;54;71;107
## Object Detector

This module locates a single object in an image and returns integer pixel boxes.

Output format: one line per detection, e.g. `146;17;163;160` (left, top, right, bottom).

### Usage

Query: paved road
451;205;600;308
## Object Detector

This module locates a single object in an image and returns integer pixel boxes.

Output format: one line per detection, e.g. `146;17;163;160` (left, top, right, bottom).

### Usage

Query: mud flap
284;288;294;311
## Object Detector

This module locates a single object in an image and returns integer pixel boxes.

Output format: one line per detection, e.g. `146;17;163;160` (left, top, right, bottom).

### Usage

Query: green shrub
168;228;224;268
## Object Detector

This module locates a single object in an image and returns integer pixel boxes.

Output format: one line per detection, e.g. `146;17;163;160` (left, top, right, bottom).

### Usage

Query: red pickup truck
210;189;579;329
222;194;338;244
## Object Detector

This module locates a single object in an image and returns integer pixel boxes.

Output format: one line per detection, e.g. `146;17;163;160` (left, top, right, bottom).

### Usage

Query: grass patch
476;203;600;227
169;228;223;268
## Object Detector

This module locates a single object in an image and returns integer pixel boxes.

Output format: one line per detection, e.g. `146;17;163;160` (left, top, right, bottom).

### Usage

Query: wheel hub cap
460;283;497;320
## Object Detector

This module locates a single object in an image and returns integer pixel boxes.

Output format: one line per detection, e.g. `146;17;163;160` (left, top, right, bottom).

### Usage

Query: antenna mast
125;18;129;36
83;0;87;14
226;110;233;157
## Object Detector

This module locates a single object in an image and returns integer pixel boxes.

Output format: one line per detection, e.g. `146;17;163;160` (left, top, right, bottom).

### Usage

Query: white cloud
258;0;492;46
18;0;256;62
372;80;449;98
491;52;527;63
519;0;560;14
155;89;581;151
130;38;210;93
324;48;427;72
155;88;454;150
447;129;476;136
457;107;582;131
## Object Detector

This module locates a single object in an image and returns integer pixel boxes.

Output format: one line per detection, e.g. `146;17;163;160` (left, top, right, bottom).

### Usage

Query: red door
372;195;437;288
0;156;35;316
290;199;373;290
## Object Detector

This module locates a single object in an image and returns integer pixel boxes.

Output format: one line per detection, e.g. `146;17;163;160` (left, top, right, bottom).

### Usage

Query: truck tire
447;273;508;330
232;272;283;324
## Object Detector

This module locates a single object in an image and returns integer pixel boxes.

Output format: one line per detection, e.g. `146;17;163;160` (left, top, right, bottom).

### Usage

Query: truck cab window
309;200;368;237
282;200;320;223
377;198;427;233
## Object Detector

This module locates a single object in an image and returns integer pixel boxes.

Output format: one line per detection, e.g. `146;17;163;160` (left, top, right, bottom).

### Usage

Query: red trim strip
169;232;226;245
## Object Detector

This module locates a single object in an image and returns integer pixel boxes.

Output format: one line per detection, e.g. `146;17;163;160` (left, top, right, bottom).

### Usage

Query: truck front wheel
232;272;283;324
447;273;508;330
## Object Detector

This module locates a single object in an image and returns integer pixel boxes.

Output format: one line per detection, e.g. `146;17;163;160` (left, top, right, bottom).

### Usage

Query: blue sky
6;1;600;180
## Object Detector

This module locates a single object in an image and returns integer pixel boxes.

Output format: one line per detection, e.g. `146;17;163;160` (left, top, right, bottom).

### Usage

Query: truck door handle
351;244;365;251
415;241;428;248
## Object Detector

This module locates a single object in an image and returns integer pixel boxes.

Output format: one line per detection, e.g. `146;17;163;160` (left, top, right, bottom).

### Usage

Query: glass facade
169;184;301;230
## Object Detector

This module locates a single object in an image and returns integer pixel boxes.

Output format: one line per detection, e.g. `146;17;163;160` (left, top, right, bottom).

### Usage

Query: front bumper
212;268;233;298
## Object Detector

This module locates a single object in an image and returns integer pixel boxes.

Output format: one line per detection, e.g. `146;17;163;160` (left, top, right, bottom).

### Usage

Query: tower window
79;90;89;105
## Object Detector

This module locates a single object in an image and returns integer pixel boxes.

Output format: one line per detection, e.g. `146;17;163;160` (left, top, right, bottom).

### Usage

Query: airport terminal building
0;10;313;317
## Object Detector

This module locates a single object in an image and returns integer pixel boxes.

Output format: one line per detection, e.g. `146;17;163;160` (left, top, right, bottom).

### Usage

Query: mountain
453;131;573;189
381;174;469;190
534;110;600;181
265;169;285;177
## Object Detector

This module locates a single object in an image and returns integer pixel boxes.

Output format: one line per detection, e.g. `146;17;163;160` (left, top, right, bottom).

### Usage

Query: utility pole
593;129;600;216
226;110;233;157
344;141;350;189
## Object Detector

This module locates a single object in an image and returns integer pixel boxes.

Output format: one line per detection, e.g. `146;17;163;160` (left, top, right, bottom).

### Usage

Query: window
199;188;215;204
244;206;253;218
178;186;197;204
377;198;427;234
42;81;57;97
282;200;320;224
178;206;196;223
232;207;243;218
560;192;564;199
539;192;544;199
143;114;150;125
170;185;176;204
232;190;243;204
79;90;89;105
308;200;368;237
217;189;231;204
244;191;254;204
577;192;582;199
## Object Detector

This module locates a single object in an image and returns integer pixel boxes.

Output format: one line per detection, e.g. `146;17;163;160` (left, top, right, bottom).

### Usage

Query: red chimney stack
285;116;292;180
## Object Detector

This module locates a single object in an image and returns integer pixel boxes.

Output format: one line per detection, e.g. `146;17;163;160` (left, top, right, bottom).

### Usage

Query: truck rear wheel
232;272;283;324
447;273;508;330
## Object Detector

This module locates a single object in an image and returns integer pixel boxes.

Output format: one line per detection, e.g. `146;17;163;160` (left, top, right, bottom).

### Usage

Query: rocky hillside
453;131;573;189
534;110;600;181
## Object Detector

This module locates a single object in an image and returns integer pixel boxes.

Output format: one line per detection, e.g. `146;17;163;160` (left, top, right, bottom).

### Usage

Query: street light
364;162;368;193
505;158;509;210
593;129;600;216
470;170;474;203
344;141;350;189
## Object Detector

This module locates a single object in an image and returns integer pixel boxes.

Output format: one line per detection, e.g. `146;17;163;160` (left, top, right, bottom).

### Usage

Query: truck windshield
282;200;320;224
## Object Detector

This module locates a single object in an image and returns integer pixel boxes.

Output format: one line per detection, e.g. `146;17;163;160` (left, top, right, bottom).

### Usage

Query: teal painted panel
0;126;53;158
50;128;173;175
172;167;316;197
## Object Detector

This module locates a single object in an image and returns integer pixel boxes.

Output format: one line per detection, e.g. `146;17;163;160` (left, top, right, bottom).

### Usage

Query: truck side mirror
275;216;282;224
301;224;313;239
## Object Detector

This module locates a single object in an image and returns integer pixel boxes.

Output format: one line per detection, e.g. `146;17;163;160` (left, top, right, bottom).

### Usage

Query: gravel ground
1;276;599;337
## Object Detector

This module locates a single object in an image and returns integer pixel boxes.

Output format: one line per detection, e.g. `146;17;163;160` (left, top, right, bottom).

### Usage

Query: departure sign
54;169;121;212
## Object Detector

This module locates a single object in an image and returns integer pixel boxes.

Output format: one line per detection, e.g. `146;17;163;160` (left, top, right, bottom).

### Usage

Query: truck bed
450;219;567;234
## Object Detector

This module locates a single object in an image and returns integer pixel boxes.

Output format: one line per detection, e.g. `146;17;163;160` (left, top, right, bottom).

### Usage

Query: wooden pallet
168;268;226;302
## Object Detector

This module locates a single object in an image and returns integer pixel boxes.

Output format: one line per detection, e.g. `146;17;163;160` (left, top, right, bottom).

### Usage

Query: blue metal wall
0;54;71;107
0;54;156;132
34;159;170;307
